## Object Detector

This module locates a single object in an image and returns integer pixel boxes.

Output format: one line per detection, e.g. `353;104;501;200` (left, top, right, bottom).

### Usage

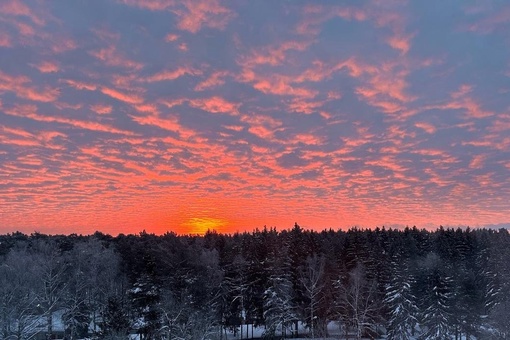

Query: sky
0;0;509;235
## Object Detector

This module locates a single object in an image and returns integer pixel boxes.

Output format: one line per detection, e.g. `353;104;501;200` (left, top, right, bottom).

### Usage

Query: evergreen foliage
385;255;418;340
0;227;508;339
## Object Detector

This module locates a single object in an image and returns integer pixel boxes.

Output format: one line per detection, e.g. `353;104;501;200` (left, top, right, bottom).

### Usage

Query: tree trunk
47;312;53;340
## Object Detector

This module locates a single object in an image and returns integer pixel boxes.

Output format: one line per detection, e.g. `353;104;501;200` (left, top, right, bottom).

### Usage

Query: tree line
0;225;509;339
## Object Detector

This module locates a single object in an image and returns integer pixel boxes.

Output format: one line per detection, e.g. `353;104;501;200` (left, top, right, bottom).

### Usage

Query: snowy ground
222;322;381;340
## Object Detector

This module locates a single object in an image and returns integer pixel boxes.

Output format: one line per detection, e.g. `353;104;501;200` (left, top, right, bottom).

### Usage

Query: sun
183;217;228;235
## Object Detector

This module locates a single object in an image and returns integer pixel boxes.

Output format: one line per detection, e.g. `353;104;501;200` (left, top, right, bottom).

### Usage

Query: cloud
296;5;367;36
0;0;45;26
173;0;236;33
130;112;196;139
387;33;414;54
195;70;229;91
469;155;486;169
50;37;78;54
415;122;436;134
61;79;98;91
0;71;59;102
3;104;134;135
165;33;179;42
32;61;59;73
90;46;144;70
100;87;144;105
188;96;240;115
423;84;494;119
120;0;236;33
0;32;12;47
90;104;112;115
143;67;202;82
241;40;311;67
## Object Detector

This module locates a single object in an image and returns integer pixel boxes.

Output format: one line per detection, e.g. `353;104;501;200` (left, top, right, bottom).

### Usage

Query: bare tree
68;239;125;336
31;239;69;339
0;246;41;340
335;263;381;340
299;254;325;339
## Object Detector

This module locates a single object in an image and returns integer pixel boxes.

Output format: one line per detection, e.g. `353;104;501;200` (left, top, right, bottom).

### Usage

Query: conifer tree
419;254;453;340
385;255;418;340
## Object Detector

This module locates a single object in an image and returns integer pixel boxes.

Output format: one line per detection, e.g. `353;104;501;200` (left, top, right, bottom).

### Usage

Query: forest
0;225;509;340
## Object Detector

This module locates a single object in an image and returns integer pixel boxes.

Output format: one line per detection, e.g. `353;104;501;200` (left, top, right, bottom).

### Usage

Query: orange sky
1;0;509;235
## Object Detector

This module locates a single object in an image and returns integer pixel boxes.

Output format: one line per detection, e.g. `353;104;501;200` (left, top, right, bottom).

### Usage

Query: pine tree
263;238;297;338
263;274;297;338
385;256;418;340
419;257;453;340
129;273;161;339
100;296;130;339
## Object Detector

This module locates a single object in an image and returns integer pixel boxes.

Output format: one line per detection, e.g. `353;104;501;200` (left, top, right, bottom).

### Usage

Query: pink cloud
241;40;311;67
387;33;414;54
101;87;144;104
174;0;236;33
61;79;98;91
368;64;416;102
38;130;67;143
335;58;378;77
120;0;236;33
6;127;31;139
51;37;77;53
0;135;40;147
412;149;445;157
55;102;82;111
424;84;493;119
297;5;367;36
415;122;437;134
4;104;135;135
160;98;186;108
134;103;156;113
451;84;473;98
178;42;188;51
287;98;326;114
130;112;196;139
0;32;12;47
144;67;202;82
20;87;60;102
292;133;324;146
195;70;229;91
0;0;45;26
329;58;417;114
251;145;271;154
327;91;342;100
165;33;179;42
248;125;275;139
32;61;59;73
90;104;113;115
223;125;244;132
90;46;144;70
241;114;283;141
469;155;486;169
249;75;318;98
240;114;281;129
0;70;59;102
188;96;240;115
